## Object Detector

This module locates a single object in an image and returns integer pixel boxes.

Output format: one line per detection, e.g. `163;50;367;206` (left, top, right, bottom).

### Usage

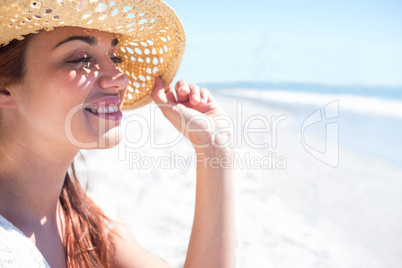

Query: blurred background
88;1;402;267
173;0;402;86
171;0;402;166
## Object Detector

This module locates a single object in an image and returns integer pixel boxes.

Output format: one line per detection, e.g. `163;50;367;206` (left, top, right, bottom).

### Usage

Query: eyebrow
53;36;119;49
54;36;97;49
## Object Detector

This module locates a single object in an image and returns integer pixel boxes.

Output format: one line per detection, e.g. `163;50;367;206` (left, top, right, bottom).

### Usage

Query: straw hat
0;0;185;110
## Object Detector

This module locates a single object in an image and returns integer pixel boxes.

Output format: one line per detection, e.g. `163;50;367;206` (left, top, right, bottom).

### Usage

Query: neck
0;132;79;227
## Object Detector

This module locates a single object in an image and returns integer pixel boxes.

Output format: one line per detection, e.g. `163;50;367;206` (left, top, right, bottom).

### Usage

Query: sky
165;0;402;87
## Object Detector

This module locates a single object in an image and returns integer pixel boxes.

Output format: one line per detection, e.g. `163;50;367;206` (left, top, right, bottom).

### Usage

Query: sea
201;82;402;167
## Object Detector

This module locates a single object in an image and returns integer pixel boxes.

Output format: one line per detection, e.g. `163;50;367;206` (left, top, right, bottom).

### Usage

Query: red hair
0;36;115;267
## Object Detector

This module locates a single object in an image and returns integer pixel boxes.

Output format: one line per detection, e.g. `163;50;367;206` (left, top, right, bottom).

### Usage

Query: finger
151;77;176;105
151;77;184;126
189;84;201;105
175;80;190;102
150;76;166;104
199;88;208;106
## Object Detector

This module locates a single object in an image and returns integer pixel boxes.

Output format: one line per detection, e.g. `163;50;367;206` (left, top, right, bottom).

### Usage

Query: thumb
151;77;176;105
150;77;184;126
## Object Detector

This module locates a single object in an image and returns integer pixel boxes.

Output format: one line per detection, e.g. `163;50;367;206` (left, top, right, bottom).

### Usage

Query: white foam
221;89;402;118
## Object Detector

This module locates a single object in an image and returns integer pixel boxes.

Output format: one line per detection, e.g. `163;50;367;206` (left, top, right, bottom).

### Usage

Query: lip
84;96;124;120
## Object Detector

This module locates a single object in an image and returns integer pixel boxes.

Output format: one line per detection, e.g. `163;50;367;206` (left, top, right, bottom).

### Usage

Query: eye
66;53;94;69
67;57;93;64
111;56;123;64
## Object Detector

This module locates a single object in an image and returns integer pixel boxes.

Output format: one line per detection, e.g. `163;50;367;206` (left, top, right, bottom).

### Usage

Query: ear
0;85;18;109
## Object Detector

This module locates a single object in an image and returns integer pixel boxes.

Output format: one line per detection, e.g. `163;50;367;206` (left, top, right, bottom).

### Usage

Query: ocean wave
215;88;402;119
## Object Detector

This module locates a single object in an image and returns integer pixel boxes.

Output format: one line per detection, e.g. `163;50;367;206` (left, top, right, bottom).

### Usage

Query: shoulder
108;215;171;268
88;198;170;267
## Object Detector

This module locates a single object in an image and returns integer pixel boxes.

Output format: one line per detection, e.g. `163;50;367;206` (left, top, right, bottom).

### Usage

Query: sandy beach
82;90;402;268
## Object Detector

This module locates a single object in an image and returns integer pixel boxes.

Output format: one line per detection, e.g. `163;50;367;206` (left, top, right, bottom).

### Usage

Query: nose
98;64;129;92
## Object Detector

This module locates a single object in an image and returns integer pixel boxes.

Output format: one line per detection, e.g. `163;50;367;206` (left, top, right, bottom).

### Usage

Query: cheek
37;70;96;127
59;69;96;97
45;69;96;114
56;70;94;121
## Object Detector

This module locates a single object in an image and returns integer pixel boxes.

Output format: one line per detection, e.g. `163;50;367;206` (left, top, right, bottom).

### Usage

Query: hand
151;77;233;153
152;78;236;267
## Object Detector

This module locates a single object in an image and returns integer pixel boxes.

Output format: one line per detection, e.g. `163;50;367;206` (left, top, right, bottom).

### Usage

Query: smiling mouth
84;103;119;114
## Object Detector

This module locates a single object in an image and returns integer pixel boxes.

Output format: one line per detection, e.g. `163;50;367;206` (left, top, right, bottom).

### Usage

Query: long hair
61;162;114;267
0;35;115;267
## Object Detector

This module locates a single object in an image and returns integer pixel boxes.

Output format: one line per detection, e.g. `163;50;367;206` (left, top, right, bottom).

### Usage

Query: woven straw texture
0;0;185;110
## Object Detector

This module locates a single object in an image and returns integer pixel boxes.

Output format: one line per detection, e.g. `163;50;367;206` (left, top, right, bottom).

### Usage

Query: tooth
108;105;114;113
91;108;97;114
97;107;104;114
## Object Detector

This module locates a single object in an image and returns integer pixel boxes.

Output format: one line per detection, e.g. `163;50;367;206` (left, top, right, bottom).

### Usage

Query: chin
94;126;124;149
65;122;124;149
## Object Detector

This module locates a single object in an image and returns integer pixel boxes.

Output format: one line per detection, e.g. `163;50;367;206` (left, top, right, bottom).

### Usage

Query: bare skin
0;26;235;267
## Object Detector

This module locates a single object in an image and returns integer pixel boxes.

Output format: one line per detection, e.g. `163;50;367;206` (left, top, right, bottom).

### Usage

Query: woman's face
10;26;129;149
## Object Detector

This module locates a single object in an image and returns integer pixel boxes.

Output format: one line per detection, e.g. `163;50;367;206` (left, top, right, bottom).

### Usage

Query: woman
0;1;235;267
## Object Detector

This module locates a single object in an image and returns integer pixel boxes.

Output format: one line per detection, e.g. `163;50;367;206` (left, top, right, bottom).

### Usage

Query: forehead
31;26;117;48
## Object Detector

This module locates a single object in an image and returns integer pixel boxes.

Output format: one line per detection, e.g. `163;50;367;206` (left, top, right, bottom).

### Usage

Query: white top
0;215;50;268
0;204;116;268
